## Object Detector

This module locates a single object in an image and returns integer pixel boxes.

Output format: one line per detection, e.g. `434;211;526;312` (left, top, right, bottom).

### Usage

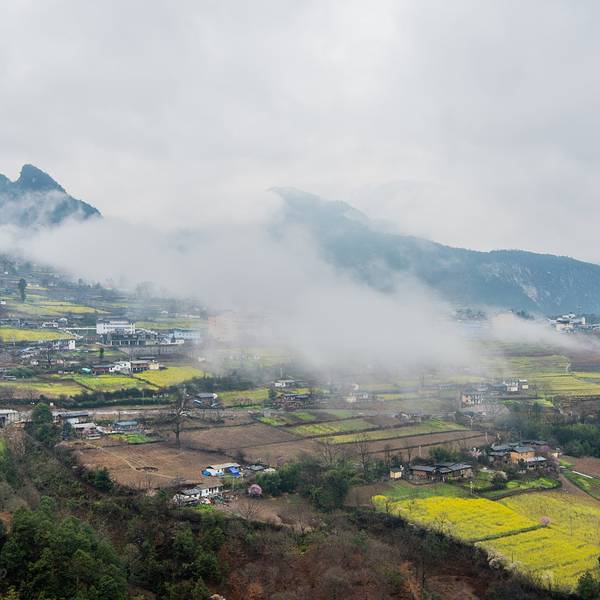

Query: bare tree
236;496;262;521
353;433;372;480
161;387;187;448
317;438;341;467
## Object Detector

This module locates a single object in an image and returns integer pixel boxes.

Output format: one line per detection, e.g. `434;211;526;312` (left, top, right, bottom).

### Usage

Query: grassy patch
479;477;559;499
114;433;153;444
382;480;469;501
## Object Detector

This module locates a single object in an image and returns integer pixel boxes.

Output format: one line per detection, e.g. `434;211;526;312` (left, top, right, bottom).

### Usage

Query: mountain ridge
273;187;600;314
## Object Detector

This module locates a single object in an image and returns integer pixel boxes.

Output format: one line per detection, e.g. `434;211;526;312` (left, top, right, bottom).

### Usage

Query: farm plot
218;388;269;407
257;411;319;426
476;528;600;589
0;327;74;342
325;420;466;444
180;422;297;452
239;439;324;465
134;366;206;387
374;496;538;541
336;430;489;457
562;471;600;501
501;491;600;545
379;480;469;501
72;374;155;392
289;418;375;438
70;440;232;489
0;379;84;398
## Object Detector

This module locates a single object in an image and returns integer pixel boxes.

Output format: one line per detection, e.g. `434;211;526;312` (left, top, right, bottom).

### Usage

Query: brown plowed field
69;439;232;489
179;422;298;451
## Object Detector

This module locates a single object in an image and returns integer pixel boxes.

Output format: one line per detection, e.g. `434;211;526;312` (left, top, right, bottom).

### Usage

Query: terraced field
134;366;206;387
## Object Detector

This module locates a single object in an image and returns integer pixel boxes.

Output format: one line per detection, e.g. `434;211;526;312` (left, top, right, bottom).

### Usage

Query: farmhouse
203;463;242;477
172;482;224;506
71;422;98;437
389;467;404;480
114;420;139;432
488;442;546;466
408;462;473;482
435;462;473;481
167;328;202;343
0;409;19;427
274;379;297;388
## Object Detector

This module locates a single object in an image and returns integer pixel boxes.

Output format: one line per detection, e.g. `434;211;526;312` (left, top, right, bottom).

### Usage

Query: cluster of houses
87;358;161;375
172;462;273;506
96;318;202;348
55;411;148;440
394;440;556;484
550;314;596;333
461;379;530;408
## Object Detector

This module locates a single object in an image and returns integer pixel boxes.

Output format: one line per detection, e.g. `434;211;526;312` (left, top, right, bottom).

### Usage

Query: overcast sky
2;1;600;261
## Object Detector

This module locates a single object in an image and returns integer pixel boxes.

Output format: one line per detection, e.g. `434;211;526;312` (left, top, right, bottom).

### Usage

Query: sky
2;1;600;261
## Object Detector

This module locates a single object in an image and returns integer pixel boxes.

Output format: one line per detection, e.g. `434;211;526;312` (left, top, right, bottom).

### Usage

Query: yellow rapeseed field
378;496;536;541
477;528;600;589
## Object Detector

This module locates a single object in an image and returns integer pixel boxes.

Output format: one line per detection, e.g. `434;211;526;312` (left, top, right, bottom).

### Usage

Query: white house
96;319;136;335
172;483;224;506
274;379;296;388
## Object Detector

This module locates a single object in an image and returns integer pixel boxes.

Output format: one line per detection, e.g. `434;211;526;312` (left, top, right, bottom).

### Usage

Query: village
1;259;600;593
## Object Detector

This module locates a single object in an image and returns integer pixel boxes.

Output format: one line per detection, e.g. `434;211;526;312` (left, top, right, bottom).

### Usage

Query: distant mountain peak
0;164;101;227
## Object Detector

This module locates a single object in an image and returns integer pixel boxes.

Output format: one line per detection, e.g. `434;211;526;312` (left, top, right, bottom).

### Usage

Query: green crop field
114;433;153;444
257;411;318;426
134;366;206;387
0;327;75;342
380;481;469;501
72;374;155;392
6;297;104;316
290;418;375;437
326;419;466;444
218;388;269;406
563;471;600;501
0;379;84;398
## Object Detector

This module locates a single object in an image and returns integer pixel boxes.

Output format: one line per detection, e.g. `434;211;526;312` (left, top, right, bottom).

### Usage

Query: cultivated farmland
134;366;206;387
289;418;375;437
0;327;74;342
325;420;466;444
